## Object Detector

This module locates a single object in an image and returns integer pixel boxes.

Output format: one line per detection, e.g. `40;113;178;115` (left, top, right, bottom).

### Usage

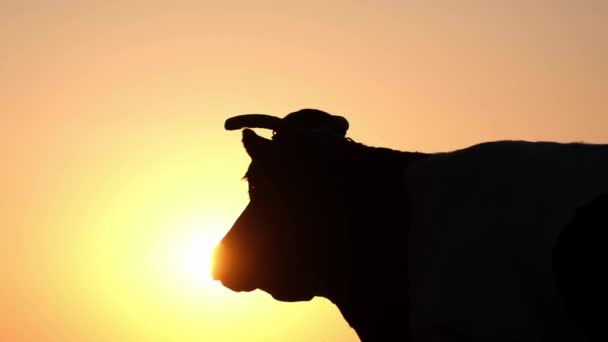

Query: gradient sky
1;1;606;341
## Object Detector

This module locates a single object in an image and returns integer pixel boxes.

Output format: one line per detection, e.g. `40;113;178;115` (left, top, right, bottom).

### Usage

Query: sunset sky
1;1;606;341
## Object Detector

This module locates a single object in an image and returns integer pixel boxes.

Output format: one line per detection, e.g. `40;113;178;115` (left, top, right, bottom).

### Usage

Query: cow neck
327;144;428;341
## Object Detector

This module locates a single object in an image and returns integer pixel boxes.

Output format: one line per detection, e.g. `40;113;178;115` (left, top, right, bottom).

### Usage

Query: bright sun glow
166;226;225;289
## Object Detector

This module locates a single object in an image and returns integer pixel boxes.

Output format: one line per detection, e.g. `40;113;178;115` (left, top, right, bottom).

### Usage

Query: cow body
213;109;607;342
404;141;608;341
552;193;607;341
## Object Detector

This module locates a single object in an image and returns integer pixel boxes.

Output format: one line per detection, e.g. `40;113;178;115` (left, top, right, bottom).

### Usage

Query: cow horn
225;114;284;131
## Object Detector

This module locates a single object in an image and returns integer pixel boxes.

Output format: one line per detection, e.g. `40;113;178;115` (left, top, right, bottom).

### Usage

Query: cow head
212;109;355;302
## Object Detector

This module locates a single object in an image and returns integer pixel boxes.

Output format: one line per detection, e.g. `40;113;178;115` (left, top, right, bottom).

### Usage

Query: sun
175;234;215;285
167;227;225;288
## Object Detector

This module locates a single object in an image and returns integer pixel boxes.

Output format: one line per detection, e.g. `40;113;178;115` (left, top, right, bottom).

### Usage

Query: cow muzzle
211;242;258;292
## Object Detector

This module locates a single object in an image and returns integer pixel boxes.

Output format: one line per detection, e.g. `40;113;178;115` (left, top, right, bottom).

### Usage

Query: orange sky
1;1;606;341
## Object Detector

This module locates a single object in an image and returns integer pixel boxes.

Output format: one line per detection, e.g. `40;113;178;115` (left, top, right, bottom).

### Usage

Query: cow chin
219;276;258;293
214;248;319;301
263;284;316;302
220;275;314;301
260;271;318;302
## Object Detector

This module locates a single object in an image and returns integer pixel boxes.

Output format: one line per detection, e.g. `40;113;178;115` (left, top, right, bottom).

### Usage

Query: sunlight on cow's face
214;129;351;302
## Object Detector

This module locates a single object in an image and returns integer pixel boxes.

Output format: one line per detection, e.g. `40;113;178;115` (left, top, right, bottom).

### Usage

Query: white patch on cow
403;141;608;341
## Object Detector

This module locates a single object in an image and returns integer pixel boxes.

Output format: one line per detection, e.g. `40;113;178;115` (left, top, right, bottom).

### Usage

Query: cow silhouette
213;108;607;341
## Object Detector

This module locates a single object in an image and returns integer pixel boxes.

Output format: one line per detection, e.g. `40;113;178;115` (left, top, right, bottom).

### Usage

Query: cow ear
242;129;272;159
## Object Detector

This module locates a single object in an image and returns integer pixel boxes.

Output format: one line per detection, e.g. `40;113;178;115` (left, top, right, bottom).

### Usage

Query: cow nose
211;242;224;281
